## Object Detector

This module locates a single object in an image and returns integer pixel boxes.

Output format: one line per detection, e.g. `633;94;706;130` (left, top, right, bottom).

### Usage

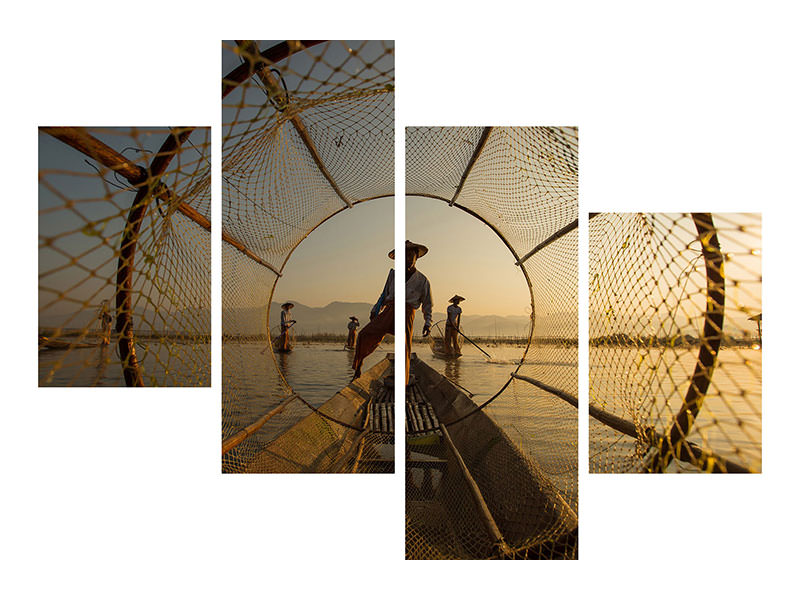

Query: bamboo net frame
588;213;762;473
221;40;395;473
38;127;211;387
405;126;579;559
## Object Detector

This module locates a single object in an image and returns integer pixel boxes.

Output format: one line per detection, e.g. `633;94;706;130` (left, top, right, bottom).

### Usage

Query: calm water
414;340;526;398
222;341;388;442
39;342;210;387
590;347;762;471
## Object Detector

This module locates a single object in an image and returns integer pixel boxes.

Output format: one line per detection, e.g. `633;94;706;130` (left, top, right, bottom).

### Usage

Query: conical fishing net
221;41;395;473
589;213;761;473
38;127;211;387
406;126;578;559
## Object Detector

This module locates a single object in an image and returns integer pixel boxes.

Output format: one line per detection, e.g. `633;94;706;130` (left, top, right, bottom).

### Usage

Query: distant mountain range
224;301;546;337
40;306;210;334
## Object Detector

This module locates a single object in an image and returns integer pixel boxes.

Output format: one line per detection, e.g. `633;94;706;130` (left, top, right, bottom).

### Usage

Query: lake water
221;340;389;446
39;342;210;387
589;346;762;472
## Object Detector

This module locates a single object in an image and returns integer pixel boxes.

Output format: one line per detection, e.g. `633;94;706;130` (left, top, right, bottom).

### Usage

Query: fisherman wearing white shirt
351;240;432;384
345;316;359;349
278;302;296;352
444;295;464;355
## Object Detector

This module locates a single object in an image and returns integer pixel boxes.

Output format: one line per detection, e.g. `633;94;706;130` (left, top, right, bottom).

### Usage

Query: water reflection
91;344;112;386
443;356;461;386
277;350;290;381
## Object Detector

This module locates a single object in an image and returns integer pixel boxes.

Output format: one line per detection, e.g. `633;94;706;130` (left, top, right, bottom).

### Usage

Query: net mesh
221;41;395;473
406;126;578;559
589;213;762;473
38;127;211;387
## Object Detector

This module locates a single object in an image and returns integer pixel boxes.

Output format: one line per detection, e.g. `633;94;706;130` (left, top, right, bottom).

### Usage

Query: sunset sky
271;197;394;308
272;195;532;317
405;196;531;317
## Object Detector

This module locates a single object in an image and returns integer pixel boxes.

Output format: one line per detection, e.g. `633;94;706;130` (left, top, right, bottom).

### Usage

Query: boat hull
407;357;577;559
243;357;393;473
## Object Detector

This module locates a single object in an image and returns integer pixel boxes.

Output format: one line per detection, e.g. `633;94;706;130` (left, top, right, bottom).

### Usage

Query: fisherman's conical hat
349;316;359;321
389;240;428;259
449;295;465;303
281;302;294;309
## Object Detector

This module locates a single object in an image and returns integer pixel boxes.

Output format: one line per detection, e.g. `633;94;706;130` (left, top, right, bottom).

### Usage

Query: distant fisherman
444;295;464;356
99;301;113;345
352;240;432;383
278;302;296;352
346;316;359;349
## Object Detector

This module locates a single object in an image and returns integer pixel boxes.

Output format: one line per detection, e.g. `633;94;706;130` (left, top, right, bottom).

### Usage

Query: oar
457;328;492;359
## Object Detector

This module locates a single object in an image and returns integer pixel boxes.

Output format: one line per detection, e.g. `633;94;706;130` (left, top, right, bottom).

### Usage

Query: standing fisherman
444;295;464;356
99;300;113;345
351;240;432;383
278;302;296;352
345;317;359;349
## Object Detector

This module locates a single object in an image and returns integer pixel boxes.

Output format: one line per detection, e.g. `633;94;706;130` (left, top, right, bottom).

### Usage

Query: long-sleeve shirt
280;309;292;330
372;268;433;328
347;321;359;331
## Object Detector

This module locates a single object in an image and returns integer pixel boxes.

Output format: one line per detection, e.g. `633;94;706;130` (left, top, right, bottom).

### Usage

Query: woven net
38;127;211;387
221;41;395;473
589;213;762;473
406;126;578;559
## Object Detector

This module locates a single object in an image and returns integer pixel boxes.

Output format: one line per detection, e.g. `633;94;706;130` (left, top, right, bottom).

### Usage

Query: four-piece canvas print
37;40;762;561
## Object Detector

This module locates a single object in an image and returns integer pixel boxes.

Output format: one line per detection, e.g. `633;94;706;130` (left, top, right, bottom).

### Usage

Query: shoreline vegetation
589;333;759;348
42;330;759;349
39;329;211;343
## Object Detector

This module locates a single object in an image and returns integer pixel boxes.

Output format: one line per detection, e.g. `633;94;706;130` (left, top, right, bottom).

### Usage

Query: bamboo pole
510;373;578;409
647;213;726;473
222;394;299;455
515;218;579;266
222;40;324;99
115;128;194;386
236;40;353;209
42;127;212;234
439;422;513;557
450;127;492;206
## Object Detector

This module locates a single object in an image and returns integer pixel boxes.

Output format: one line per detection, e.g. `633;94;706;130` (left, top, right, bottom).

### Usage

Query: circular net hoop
589;213;762;473
38;127;211;387
406;126;579;559
221;41;395;473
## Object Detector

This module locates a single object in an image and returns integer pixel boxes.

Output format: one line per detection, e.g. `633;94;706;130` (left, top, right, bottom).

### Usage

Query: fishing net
406;127;579;559
38;127;211;387
221;41;395;473
589;213;762;473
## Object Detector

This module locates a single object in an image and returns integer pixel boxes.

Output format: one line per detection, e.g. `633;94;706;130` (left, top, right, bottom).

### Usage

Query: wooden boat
272;335;293;353
406;355;577;559
238;355;395;473
428;336;461;359
39;336;103;351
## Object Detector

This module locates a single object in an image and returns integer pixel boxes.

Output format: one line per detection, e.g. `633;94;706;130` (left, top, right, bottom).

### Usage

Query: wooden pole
647;213;726;472
222;394;299;455
439;422;513;557
115;128;195;386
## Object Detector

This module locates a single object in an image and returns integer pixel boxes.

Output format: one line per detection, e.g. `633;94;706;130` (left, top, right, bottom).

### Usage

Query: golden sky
406;196;531;316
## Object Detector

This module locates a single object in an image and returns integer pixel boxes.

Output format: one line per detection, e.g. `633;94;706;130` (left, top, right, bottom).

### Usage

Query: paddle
456;328;492;359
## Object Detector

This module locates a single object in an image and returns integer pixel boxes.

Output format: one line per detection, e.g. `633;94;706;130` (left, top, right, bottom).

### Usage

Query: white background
3;1;798;598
